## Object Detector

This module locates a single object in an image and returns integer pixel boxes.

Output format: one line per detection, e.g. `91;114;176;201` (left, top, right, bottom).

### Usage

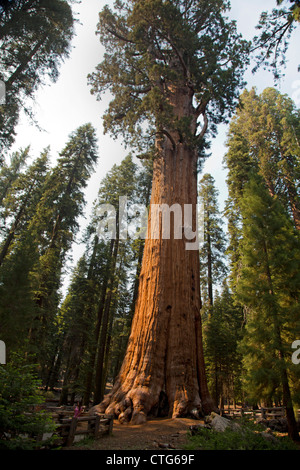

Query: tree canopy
0;0;75;152
252;0;300;79
88;0;250;154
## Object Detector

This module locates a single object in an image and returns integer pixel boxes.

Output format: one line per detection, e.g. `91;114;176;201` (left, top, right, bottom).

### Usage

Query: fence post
66;417;78;447
108;415;113;435
94;414;101;438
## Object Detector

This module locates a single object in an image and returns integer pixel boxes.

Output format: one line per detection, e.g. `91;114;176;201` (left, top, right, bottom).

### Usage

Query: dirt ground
70;417;202;451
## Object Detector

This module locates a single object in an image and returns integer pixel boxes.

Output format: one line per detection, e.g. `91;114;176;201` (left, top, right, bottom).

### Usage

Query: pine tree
55;155;151;405
198;173;227;306
236;176;300;442
88;154;139;405
224;87;300;287
28;124;98;372
0;0;74;151
202;283;244;409
0;149;49;266
0;147;29;206
0;151;49;353
56;254;99;404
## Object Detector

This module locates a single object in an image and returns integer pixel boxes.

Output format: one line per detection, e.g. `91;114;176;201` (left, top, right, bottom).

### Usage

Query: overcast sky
9;0;300;290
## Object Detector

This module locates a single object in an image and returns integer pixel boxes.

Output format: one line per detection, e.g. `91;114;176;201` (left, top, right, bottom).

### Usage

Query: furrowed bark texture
93;86;214;424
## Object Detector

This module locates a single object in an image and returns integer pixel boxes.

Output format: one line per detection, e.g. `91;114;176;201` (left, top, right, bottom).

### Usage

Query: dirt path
71;417;202;451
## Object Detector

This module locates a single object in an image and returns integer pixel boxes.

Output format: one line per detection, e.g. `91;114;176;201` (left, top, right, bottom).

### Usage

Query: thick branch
156;129;176;151
196;112;208;141
105;26;135;44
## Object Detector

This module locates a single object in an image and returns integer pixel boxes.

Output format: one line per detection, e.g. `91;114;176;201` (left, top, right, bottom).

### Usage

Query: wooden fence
220;406;292;419
55;412;114;446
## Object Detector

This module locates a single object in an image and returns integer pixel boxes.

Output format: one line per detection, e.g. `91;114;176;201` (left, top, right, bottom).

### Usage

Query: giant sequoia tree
89;0;250;423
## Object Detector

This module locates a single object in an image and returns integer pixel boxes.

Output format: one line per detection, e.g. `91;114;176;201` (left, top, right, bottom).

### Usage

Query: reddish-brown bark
93;85;215;424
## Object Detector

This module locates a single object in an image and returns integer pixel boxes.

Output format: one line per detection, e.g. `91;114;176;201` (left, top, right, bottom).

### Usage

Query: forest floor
67;417;200;451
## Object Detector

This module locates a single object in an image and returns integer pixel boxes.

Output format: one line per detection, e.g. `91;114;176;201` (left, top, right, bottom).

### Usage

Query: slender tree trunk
0;183;33;266
5;39;43;91
93;238;119;405
207;217;213;306
93;86;214;423
83;239;115;406
102;306;114;397
285;179;300;231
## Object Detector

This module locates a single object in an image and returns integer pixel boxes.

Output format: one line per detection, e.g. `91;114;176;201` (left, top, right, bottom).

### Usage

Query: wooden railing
219;406;293;419
55;413;113;446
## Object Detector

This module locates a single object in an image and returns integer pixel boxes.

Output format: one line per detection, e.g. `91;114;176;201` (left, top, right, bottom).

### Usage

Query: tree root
91;383;210;425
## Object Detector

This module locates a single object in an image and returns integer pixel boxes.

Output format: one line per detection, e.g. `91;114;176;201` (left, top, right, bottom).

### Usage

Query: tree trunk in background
93;86;214;424
83;239;115;406
207;218;213;306
93;238;119;405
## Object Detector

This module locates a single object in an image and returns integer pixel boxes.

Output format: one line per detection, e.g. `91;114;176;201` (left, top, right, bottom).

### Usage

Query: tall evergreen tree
55;155;152;405
28;124;98;371
0;149;49;266
236;176;300;442
0;147;29;204
224;87;300;286
202;283;244;409
198;173;227;306
87;154;138;405
0;151;49;352
89;0;250;423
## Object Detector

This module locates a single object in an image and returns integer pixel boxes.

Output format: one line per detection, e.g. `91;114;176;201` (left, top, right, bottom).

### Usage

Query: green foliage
198;173;227;304
0;124;98;382
252;0;300;79
0;150;49;261
0;147;29;199
224;87;300;286
0;354;56;450
235;176;300;405
202;285;244;406
89;0;250;152
0;0;75;152
185;419;299;450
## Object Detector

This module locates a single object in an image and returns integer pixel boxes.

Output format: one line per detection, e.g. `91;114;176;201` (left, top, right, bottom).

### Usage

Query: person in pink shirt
74;400;83;418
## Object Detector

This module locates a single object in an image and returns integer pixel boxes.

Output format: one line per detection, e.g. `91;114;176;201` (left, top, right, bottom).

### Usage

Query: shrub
185;419;299;451
0;354;57;450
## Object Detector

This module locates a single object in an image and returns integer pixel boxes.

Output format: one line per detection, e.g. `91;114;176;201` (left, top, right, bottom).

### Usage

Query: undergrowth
185;419;299;451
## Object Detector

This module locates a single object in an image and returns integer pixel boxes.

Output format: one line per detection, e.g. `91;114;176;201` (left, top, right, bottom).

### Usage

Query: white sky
9;0;300;290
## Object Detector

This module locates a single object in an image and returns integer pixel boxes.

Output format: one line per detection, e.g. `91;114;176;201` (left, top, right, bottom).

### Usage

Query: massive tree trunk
93;85;215;424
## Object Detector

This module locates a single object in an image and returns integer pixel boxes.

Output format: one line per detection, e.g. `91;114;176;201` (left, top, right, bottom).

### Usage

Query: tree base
91;383;216;425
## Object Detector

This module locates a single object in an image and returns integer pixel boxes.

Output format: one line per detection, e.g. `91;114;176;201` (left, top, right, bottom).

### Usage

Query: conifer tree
55;155;151;405
0;0;75;151
236;176;300;442
28;124;98;371
198;173;227;306
224;87;300;286
0;151;49;352
87;154;138;405
89;0;250;423
0;149;49;266
202;284;243;409
0;147;29;205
